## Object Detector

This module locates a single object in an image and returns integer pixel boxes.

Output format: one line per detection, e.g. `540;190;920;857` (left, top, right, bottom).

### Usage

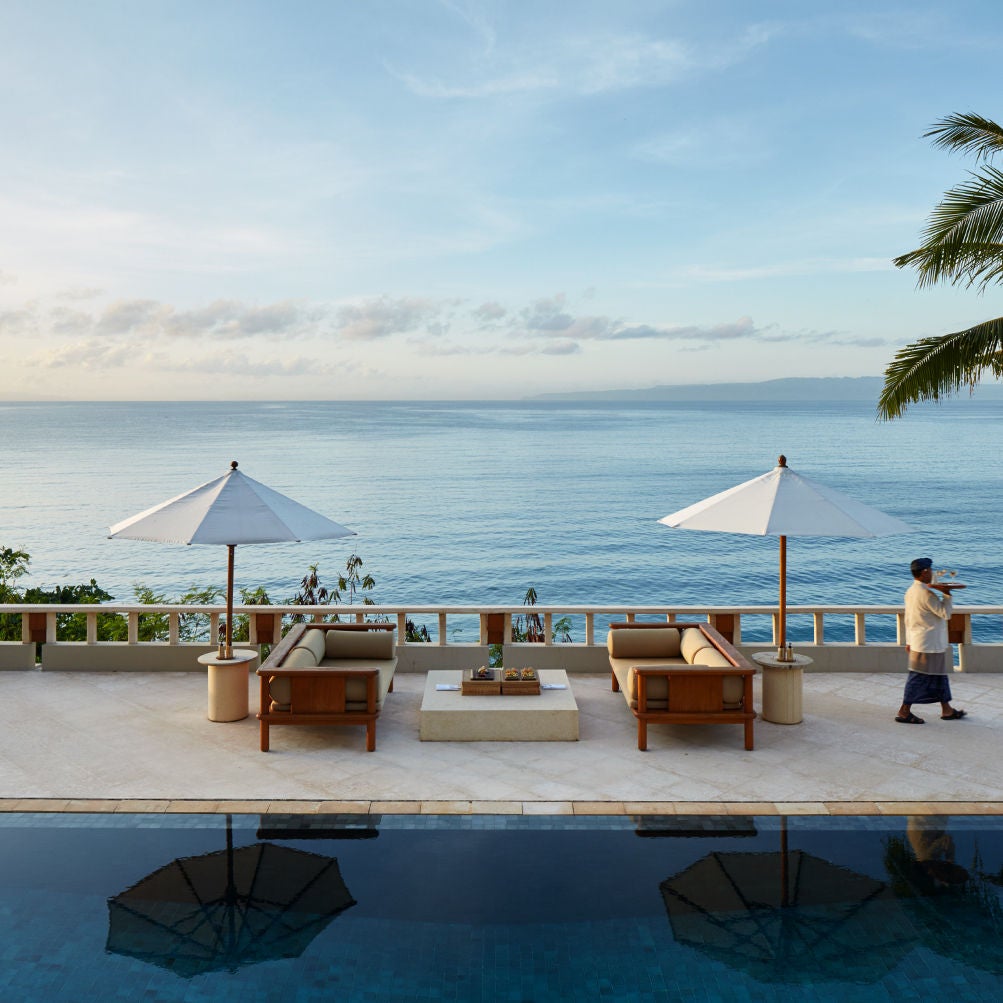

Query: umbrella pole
780;815;790;908
225;544;235;659
778;535;787;652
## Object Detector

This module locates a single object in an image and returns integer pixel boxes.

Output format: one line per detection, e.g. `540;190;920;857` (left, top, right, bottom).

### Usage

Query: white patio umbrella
109;461;355;657
658;455;913;651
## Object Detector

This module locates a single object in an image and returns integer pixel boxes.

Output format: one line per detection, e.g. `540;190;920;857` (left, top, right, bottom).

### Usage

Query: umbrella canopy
107;821;356;978
109;461;355;654
658;455;913;650
662;848;914;984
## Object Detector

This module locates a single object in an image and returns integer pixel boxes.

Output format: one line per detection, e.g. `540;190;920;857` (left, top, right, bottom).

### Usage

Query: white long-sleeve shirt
904;580;953;652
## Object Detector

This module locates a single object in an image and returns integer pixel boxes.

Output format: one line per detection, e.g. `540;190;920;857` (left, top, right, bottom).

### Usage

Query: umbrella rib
242;848;349;941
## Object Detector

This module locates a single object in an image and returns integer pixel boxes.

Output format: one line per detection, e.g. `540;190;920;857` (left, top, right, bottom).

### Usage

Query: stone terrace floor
3;670;1003;816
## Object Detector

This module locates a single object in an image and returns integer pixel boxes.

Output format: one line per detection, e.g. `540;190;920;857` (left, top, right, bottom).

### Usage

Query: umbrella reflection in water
662;821;914;984
106;816;356;978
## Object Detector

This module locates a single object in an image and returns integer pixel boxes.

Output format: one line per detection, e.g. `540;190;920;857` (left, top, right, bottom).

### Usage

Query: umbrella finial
778;454;787;467
230;460;238;470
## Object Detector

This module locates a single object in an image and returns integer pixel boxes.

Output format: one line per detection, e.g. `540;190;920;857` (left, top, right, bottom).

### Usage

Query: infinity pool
1;813;1001;1001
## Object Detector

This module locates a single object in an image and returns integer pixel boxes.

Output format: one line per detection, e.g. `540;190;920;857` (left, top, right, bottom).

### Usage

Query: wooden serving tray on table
462;668;501;695
501;668;541;695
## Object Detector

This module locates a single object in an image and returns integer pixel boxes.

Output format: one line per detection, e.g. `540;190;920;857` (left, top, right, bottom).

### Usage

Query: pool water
1;813;1001;1001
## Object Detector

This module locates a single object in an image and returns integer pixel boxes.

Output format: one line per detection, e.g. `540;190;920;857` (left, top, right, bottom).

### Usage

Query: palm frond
893;167;1003;290
877;316;1003;419
924;113;1003;160
894;241;1003;291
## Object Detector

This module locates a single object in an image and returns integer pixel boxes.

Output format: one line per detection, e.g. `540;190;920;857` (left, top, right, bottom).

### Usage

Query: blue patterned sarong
903;670;952;705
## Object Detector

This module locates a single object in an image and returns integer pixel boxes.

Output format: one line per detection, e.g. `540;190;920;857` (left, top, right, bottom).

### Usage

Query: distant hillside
530;376;887;402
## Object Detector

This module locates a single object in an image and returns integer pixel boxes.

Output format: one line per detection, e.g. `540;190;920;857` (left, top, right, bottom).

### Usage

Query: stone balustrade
1;602;1000;672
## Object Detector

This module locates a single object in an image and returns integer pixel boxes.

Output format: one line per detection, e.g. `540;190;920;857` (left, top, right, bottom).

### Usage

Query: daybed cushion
325;628;395;659
608;658;670;707
607;627;681;659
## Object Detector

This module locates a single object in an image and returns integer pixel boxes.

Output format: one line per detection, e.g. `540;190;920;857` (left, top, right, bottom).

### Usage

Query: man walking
896;556;966;724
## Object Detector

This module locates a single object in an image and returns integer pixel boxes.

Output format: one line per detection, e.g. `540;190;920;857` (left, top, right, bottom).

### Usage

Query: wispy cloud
678;257;894;282
393;23;777;100
632;116;773;168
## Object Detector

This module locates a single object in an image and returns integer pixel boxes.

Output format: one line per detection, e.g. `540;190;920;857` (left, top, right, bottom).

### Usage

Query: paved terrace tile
1;670;1002;815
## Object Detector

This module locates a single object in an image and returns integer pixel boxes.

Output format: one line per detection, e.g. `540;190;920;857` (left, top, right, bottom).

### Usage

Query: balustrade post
128;612;139;644
210;613;221;645
665;611;676;623
397;613;407;644
437;612;447;646
771;612;780;645
503;614;513;644
710;613;735;644
585;613;594;646
813;612;824;645
26;613;46;644
169;613;180;645
854;613;866;645
86;610;97;645
21;613;31;644
544;613;552;646
249;612;278;646
896;612;905;645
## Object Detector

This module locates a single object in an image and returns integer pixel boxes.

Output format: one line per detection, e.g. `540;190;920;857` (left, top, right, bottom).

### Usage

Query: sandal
941;709;967;720
895;713;925;724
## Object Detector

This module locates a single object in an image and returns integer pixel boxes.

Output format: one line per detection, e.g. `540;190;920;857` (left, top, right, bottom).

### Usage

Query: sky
1;0;1002;401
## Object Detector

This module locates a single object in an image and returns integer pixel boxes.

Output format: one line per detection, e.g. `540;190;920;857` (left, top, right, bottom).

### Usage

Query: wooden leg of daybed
744;718;754;751
260;720;270;752
366;721;376;752
611;673;619;692
637;718;647;751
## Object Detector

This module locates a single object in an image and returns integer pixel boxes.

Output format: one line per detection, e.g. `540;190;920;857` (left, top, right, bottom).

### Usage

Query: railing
3;602;1002;672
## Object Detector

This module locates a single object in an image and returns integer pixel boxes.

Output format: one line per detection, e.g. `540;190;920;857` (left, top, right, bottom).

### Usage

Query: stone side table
198;649;258;722
752;652;813;725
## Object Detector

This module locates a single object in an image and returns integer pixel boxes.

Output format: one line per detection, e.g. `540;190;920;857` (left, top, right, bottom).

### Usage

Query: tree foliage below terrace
0;546;425;645
1;546;569;650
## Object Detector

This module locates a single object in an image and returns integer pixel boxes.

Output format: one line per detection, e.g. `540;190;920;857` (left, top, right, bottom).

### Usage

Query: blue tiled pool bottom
1;813;1001;1002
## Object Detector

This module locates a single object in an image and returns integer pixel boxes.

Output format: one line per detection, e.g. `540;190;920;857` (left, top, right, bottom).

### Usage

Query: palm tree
879;113;1003;418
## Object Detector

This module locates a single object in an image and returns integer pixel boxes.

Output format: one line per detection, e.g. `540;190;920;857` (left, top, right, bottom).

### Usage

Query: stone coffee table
419;669;579;741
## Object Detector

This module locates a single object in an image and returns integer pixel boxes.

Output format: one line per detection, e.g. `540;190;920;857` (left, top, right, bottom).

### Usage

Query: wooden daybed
607;622;756;751
256;622;396;752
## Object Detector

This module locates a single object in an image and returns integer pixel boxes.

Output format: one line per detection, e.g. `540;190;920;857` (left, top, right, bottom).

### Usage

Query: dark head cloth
910;557;934;576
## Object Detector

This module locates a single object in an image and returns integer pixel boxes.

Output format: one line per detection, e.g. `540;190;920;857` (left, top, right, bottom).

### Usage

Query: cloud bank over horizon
0;1;997;399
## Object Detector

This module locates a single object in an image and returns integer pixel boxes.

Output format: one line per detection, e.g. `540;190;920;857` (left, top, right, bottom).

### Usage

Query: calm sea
2;399;1002;642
